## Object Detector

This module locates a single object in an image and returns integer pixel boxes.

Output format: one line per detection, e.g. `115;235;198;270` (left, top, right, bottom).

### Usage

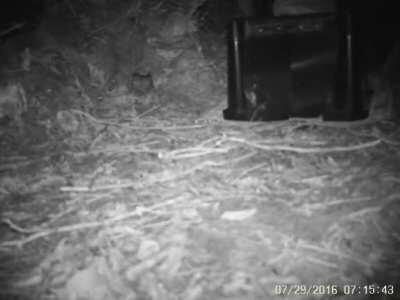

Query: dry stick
248;117;384;134
125;250;169;281
88;128;108;151
346;127;400;146
137;105;161;119
1;219;38;234
232;162;270;183
47;193;114;224
198;136;224;147
155;124;206;130
60;182;134;192
70;109;121;127
300;196;373;211
0;23;25;37
377;136;400;146
0;155;28;162
63;148;160;159
160;146;231;160
325;206;382;248
340;205;382;220
64;0;77;17
159;135;247;160
60;160;219;192
226;137;381;153
151;0;167;10
305;256;339;269
0;160;33;172
89;12;128;35
223;150;258;166
298;242;370;267
0;197;183;248
289;117;379;128
89;142;161;155
88;0;143;35
71;109;206;131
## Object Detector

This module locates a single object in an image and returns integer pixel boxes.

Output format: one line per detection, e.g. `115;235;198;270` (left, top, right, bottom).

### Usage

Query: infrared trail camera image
0;1;399;299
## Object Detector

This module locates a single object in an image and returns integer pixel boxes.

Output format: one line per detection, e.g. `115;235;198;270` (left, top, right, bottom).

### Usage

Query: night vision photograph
0;0;399;299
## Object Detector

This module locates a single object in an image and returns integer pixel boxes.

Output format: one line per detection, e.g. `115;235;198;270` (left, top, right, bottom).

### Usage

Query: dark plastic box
224;12;368;121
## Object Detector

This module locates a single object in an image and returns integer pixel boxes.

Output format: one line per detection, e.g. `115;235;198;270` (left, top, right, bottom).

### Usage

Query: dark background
1;0;399;73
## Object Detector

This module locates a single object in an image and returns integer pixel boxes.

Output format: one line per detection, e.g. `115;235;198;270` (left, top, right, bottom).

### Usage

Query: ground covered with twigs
1;1;400;300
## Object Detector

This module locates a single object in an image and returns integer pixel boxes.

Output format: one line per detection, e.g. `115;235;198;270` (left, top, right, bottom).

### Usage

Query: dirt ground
0;1;399;299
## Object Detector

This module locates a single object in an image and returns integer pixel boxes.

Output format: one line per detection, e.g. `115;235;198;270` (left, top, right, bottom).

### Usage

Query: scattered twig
1;219;38;234
60;160;220;192
232;162;269;183
89;0;142;36
0;23;25;37
47;193;114;224
137;105;161;118
151;0;167;11
1;216;128;249
305;256;339;269
89;13;127;35
289;117;379;128
380;137;400;146
64;0;77;17
70;109;206;130
125;250;169;281
299;197;373;211
222;150;258;166
340;206;382;220
60;182;135;192
226;137;381;153
70;109;121;127
88;126;109;150
0;196;186;248
298;242;369;267
160;146;231;160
